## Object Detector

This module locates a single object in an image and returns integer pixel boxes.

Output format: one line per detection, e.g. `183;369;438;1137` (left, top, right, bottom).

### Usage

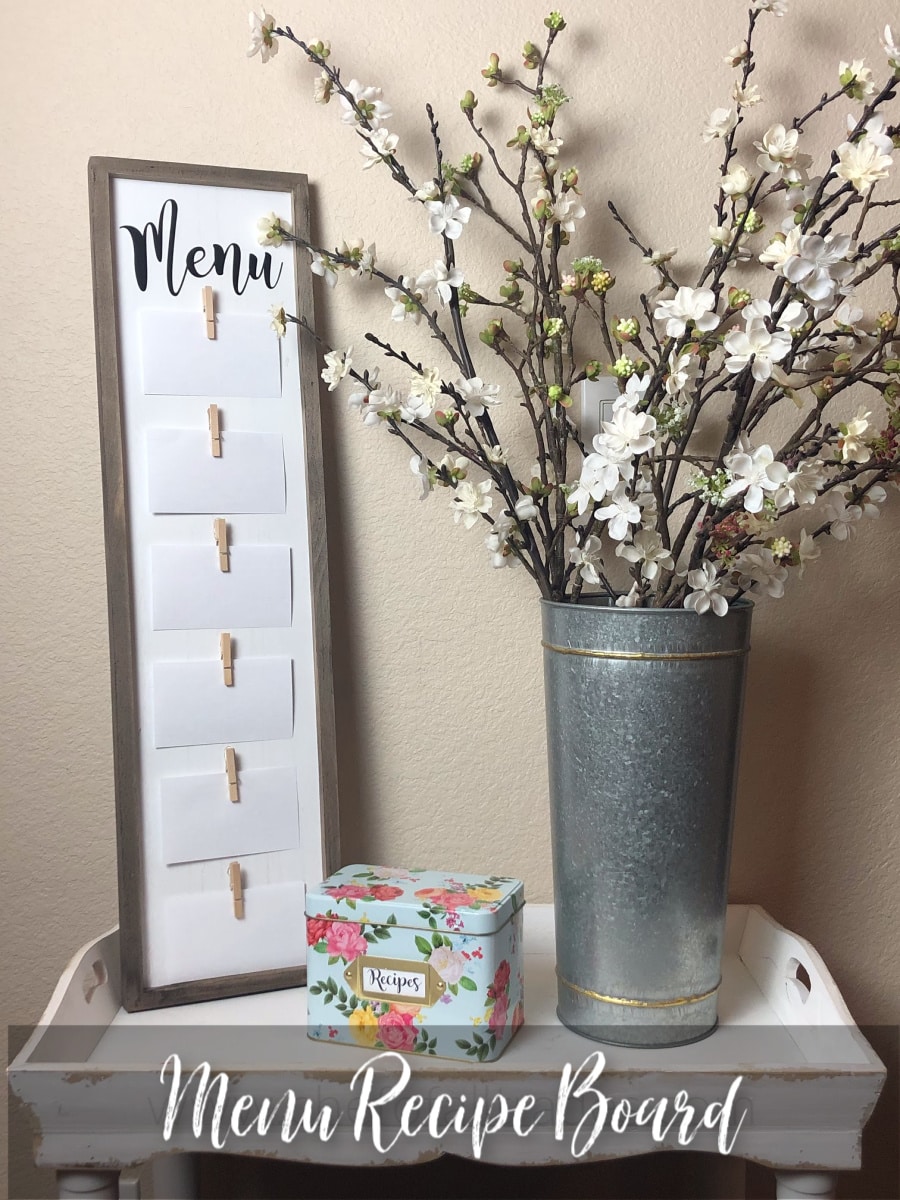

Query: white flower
384;276;423;323
732;82;762;108
786;459;828;506
684;562;729;617
838;410;871;464
722;164;755;196
724;42;749;67
733;547;788;598
860;485;887;517
781;232;853;306
595;482;641;541
702;107;738;143
849;114;894;155
339;80;392;129
642;247;678;267
597;407;657;459
413;180;440;203
755;124;812;179
407;367;443;412
360;385;400;425
615;530;674;582
313;71;332;104
416;261;464;306
832;298;864;330
269;304;286;337
552;192;586;232
360;128;399;170
742;298;807;331
839;59;876;99
836;136;893;194
759;227;802;272
347;368;379;412
751;0;788;11
452;480;493;529
321;347;352;391
514;495;539;522
569;450;622;514
399;390;435;422
310;250;338;288
723;441;790;512
410;455;433;500
822;491;862;540
426;196;471;240
569;535;604;585
531;125;563;157
485;517;519;569
654;287;718;338
724;318;793;382
882;25;900;67
616;372;652;411
247;8;278;61
797;529;820;576
615;584;642;608
455;376;500;419
257;212;287;247
709;224;753;264
339;237;376;278
665;351;698;398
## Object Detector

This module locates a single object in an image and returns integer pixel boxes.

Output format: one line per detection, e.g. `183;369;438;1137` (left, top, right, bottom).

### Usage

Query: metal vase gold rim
541;598;752;1049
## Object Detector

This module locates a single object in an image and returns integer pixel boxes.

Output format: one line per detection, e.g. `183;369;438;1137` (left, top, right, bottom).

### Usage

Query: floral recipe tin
306;865;526;1060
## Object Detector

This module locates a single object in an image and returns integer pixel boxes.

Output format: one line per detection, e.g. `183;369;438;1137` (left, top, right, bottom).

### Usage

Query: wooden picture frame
88;157;340;1011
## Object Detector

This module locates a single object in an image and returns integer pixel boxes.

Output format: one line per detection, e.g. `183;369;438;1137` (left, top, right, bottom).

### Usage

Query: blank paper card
140;310;282;399
146;428;286;514
152;657;293;747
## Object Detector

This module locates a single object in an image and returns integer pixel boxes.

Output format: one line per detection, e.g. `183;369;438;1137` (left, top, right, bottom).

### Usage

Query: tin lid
306;864;525;936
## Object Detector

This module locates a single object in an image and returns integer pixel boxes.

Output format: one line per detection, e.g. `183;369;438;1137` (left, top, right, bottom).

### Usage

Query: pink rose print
326;884;370;900
415;887;474;910
493;959;511;992
512;1001;525;1030
306;916;331;946
377;1008;417;1052
428;945;468;984
325;920;368;962
488;992;509;1038
371;866;416;880
369;885;404;901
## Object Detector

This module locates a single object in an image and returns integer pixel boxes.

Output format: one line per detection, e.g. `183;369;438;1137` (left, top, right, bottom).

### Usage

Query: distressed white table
8;905;885;1200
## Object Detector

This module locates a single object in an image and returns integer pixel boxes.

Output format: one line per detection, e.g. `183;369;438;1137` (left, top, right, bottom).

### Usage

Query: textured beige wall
3;0;898;1193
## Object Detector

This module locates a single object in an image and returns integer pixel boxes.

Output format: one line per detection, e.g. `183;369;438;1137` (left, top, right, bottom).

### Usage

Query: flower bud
481;53;501;87
544;11;566;30
591;269;614;294
460;90;477;113
833;352;852;375
544;316;564;339
614;317;640;342
876;311;898;334
560;166;579;189
308;39;330;58
480;318;506;347
612;356;636;379
522;41;542;69
812;376;835;401
507;125;531;149
499;280;523;302
585;360;602;379
503;259;524;276
435;409;460;428
883;358;900;373
728;287;751;310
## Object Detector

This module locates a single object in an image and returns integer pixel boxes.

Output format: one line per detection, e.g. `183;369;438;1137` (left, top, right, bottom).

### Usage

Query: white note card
140;310;282;399
152;657;293;748
151;544;292;629
160;766;300;865
163;882;306;982
146;428;286;514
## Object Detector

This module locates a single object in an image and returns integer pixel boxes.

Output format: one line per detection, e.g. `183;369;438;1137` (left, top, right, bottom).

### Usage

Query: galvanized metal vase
542;597;752;1048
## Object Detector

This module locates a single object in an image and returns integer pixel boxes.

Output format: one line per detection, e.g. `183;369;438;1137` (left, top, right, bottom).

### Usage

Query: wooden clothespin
228;861;244;919
224;746;239;803
202;286;216;339
208;404;222;458
220;632;234;686
213;518;229;572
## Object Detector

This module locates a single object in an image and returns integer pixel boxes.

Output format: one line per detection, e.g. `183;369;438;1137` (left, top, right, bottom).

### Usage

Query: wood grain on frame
88;157;340;1011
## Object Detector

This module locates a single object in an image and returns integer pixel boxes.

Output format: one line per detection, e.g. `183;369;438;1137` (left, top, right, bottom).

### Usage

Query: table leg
774;1171;838;1199
57;1171;120;1199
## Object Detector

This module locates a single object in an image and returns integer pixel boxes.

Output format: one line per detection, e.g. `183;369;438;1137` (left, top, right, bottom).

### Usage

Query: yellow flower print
466;886;503;902
348;1005;379;1047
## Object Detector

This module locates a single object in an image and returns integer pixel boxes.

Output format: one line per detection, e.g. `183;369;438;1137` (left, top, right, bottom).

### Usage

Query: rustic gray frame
88;156;340;1011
